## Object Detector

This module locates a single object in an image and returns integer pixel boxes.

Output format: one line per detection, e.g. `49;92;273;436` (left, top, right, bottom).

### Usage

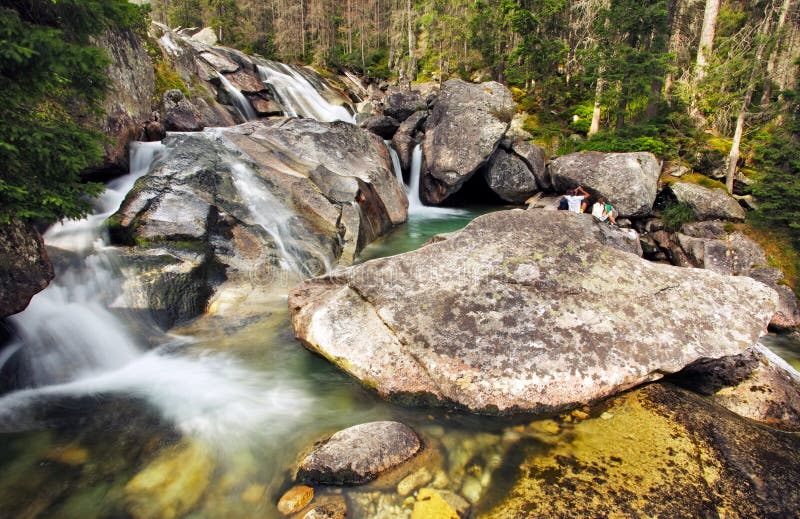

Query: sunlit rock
290;209;776;414
277;485;314;515
669;181;747;221
475;383;800;517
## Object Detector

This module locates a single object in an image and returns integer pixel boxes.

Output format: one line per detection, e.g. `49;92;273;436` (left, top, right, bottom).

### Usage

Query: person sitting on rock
564;185;589;213
591;197;618;224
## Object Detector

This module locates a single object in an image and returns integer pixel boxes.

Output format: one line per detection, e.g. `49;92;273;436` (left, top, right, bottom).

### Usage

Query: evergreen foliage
0;0;147;223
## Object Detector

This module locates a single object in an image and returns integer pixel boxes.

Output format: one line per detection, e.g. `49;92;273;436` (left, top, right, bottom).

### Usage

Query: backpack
557;197;569;210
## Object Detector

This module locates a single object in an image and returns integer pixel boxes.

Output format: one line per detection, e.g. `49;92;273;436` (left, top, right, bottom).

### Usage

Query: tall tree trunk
761;0;793;105
406;0;416;81
662;0;683;99
589;70;604;136
695;0;720;82
726;9;774;192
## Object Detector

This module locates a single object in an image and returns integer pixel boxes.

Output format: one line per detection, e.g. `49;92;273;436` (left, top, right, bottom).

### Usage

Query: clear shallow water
2;203;799;518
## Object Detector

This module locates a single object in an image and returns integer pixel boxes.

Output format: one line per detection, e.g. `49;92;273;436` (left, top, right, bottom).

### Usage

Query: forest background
2;0;799;289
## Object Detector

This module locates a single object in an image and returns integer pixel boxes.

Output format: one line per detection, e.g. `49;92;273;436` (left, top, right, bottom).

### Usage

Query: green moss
153;61;190;102
662;202;696;232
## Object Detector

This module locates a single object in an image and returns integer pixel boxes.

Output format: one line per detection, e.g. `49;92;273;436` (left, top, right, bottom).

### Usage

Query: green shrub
662;202;696;232
153;61;190;101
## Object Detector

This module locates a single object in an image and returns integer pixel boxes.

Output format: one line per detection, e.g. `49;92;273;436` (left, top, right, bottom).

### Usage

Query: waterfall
217;73;258;121
229;161;332;278
407;144;466;218
384;140;405;185
5;142;165;387
256;62;355;123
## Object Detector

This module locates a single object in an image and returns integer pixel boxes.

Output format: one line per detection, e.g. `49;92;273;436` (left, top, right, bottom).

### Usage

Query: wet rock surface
296;421;421;485
290;209;775;414
548;151;661;218
110;119;406;325
0;219;54;318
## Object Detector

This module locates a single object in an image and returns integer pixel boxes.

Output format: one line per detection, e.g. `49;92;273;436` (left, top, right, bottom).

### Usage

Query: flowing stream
2;70;799;519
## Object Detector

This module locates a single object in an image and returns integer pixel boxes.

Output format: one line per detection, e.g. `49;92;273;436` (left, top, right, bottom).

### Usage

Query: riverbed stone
277;485;314;515
422;79;515;204
0;219;54;318
124;440;213;519
296;421;421;485
289;209;776;414
510;139;548;190
384;90;425;122
475;383;800;517
548;151;661;218
392;110;427;174
669;181;747;221
361;115;400;139
162;89;204;132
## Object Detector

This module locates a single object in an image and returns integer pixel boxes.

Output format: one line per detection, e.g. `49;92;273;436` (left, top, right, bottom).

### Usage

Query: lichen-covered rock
475;383;800;517
548;151;661;218
484;149;538;203
675;230;766;275
161;89;204;132
671;343;800;431
422;80;514;204
670;181;747;221
289;209;774;414
296;421;421;485
0;219;54;318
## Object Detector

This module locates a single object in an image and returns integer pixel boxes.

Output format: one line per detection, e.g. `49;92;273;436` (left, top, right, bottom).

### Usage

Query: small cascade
408;144;466;218
218;73;258;121
5;142;165;388
229;161;332;278
256;62;355;123
384;140;405;185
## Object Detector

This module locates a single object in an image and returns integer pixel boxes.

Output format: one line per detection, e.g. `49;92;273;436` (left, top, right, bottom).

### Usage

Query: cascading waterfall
256;61;355;123
5;142;164;387
0;140;313;444
229;161;332;278
407;143;466;217
384;140;405;185
217;73;258;121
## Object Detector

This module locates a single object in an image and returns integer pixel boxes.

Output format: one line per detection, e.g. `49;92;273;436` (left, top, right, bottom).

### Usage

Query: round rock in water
296;421;421;485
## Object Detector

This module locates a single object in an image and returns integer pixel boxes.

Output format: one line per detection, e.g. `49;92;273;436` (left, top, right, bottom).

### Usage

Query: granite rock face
548;151;661;218
669;181;747;221
290;209;775;414
422;80;514;204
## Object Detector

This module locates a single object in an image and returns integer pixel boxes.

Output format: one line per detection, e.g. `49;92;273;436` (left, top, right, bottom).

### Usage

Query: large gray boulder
383;90;425;122
289;209;776;415
296;421;421;485
110;120;406;325
510;139;548;190
422;80;515;204
0;219;54;318
549;151;661;218
484;150;538;203
161;89;203;132
748;268;800;330
670;181;747;221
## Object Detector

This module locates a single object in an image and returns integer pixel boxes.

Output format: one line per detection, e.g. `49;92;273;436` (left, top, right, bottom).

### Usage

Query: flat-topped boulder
289;209;776;415
669;181;747;221
422;80;514;204
549;151;661;218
